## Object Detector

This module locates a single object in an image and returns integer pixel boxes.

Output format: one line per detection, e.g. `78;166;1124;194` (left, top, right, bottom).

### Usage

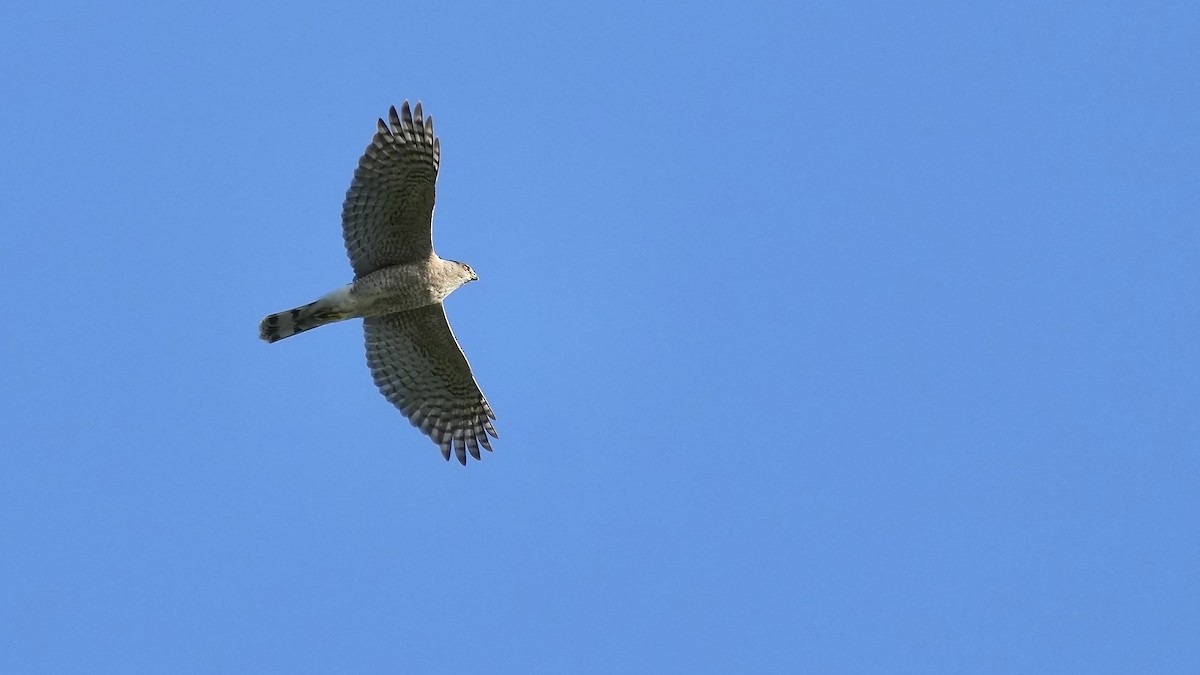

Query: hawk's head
446;260;478;284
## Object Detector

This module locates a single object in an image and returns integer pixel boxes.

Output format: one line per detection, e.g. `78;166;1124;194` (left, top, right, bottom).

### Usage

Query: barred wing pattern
364;304;498;464
342;101;441;276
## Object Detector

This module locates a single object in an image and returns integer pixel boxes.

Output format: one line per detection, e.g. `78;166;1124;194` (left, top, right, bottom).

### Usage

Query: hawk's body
260;102;497;464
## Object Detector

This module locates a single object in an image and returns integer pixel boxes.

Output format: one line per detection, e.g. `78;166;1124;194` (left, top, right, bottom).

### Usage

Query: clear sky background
2;1;1197;673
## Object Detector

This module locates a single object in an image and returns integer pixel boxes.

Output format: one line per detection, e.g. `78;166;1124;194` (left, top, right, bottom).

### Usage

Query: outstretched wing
364;304;497;464
342;101;441;277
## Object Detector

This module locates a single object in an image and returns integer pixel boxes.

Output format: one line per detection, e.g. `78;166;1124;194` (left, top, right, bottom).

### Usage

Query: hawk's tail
260;287;354;343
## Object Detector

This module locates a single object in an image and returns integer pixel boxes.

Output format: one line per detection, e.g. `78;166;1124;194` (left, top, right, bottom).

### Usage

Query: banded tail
259;287;354;343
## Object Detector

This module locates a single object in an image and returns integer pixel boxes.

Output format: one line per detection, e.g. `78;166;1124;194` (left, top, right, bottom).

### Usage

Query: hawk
259;101;497;464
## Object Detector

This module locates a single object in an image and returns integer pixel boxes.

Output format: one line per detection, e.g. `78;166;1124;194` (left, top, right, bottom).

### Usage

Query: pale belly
349;264;440;316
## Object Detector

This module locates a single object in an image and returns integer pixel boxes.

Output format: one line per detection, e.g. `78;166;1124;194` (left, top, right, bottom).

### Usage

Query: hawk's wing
342;101;441;276
364;304;497;464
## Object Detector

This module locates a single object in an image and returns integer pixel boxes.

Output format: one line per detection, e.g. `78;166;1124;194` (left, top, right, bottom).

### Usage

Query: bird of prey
259;101;497;464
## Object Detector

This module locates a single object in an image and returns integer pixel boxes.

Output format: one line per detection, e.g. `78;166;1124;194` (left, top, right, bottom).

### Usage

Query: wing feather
364;304;497;464
342;100;441;276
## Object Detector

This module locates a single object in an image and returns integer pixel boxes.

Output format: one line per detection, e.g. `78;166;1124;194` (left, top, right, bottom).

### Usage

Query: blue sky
2;1;1197;672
